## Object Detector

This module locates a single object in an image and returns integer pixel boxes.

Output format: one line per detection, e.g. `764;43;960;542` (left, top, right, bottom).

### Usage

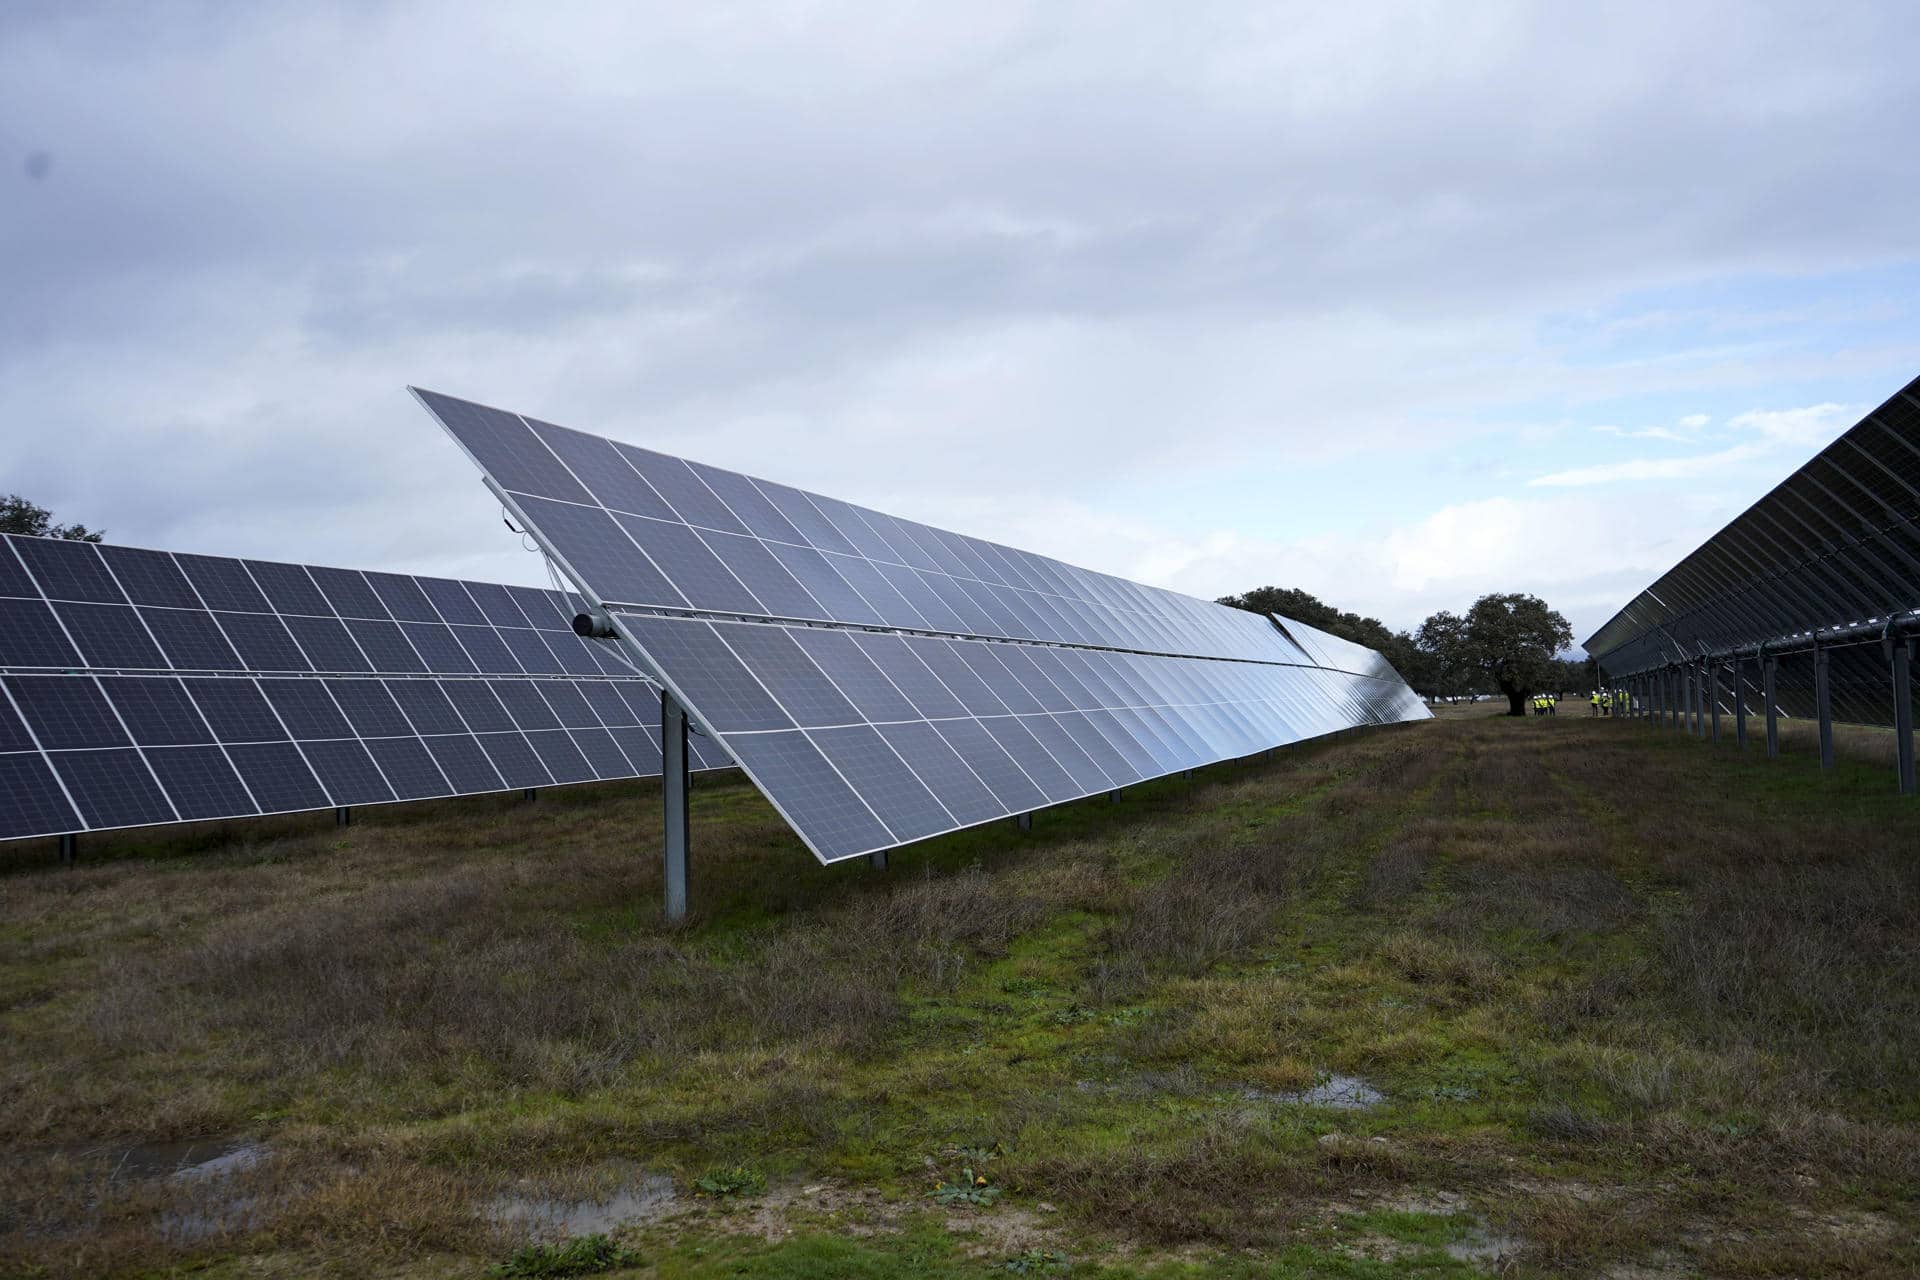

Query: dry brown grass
2;711;1917;1277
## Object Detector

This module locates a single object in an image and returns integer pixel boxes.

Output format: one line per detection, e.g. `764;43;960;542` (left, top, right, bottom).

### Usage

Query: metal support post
1709;662;1720;743
1016;812;1032;831
869;849;889;870
1108;789;1122;803
58;832;75;867
1693;663;1706;737
1181;769;1193;781
522;788;538;803
1733;655;1747;749
1764;655;1780;758
1894;640;1915;796
1815;644;1834;770
1668;668;1680;730
661;690;690;923
335;807;352;827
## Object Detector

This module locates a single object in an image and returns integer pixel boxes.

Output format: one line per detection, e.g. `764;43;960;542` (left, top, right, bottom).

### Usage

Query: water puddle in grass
1247;1073;1386;1110
489;1170;679;1239
45;1136;268;1182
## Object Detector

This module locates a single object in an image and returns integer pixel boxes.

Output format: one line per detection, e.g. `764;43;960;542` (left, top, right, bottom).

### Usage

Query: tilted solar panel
1584;372;1920;685
0;535;729;843
414;388;1429;865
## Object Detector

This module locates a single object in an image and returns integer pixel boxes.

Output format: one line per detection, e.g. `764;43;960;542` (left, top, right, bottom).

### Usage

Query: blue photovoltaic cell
526;729;595;783
345;619;426;673
103;677;214;746
417;577;488;626
515;496;688;610
618;616;794;733
51;749;175;828
0;599;83;668
402;623;479;674
183;679;289;742
140;609;243;671
98;545;201;608
874;721;1006;826
174;554;272;613
808;724;952;842
488;680;563;731
7;676;130;750
327;680;413;737
247;561;333;616
227;741;329;812
0;752;82;838
530;680;598;728
385;680;468;735
711;623;860;727
144;746;259;820
423;734;504;793
0;543;40;597
724;730;893;859
283;616;374;672
300;739;396;804
528;417;678;521
364;736;451;799
259;680;353;739
218;614;312;671
364;572;441;623
570;726;633;778
416;388;592;504
612;445;749;535
477;732;552;788
15;538;123;603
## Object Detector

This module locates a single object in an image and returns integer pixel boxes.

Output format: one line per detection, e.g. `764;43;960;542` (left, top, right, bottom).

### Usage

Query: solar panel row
415;389;1352;670
411;387;1429;870
1585;373;1920;682
0;532;640;679
0;534;728;842
0;671;728;841
616;613;1423;861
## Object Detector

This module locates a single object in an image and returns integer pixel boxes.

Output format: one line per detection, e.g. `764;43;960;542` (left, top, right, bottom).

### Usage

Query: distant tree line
1218;585;1585;717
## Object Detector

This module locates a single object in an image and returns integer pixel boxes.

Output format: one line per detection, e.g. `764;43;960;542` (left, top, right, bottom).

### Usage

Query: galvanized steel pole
1709;661;1721;743
1733;654;1747;749
662;689;691;923
1894;639;1916;796
1764;654;1780;758
1815;643;1835;770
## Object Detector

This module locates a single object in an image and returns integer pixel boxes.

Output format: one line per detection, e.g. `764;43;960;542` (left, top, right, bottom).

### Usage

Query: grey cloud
0;0;1916;611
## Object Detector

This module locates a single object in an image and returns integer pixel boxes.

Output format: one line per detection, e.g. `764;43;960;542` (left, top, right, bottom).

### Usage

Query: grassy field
2;705;1916;1278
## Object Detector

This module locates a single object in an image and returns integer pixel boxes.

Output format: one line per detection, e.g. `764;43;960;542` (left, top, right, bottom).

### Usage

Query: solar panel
1585;373;1920;686
413;388;1429;865
0;534;729;843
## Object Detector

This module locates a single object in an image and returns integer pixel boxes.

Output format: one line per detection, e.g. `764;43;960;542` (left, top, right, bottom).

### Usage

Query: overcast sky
4;2;1917;648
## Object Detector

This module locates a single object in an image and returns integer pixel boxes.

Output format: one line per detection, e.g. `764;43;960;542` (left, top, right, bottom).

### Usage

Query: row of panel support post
1709;662;1721;743
1895;640;1916;796
335;807;351;827
661;689;690;924
1733;655;1747;748
58;833;75;867
1814;644;1834;770
1764;656;1780;758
